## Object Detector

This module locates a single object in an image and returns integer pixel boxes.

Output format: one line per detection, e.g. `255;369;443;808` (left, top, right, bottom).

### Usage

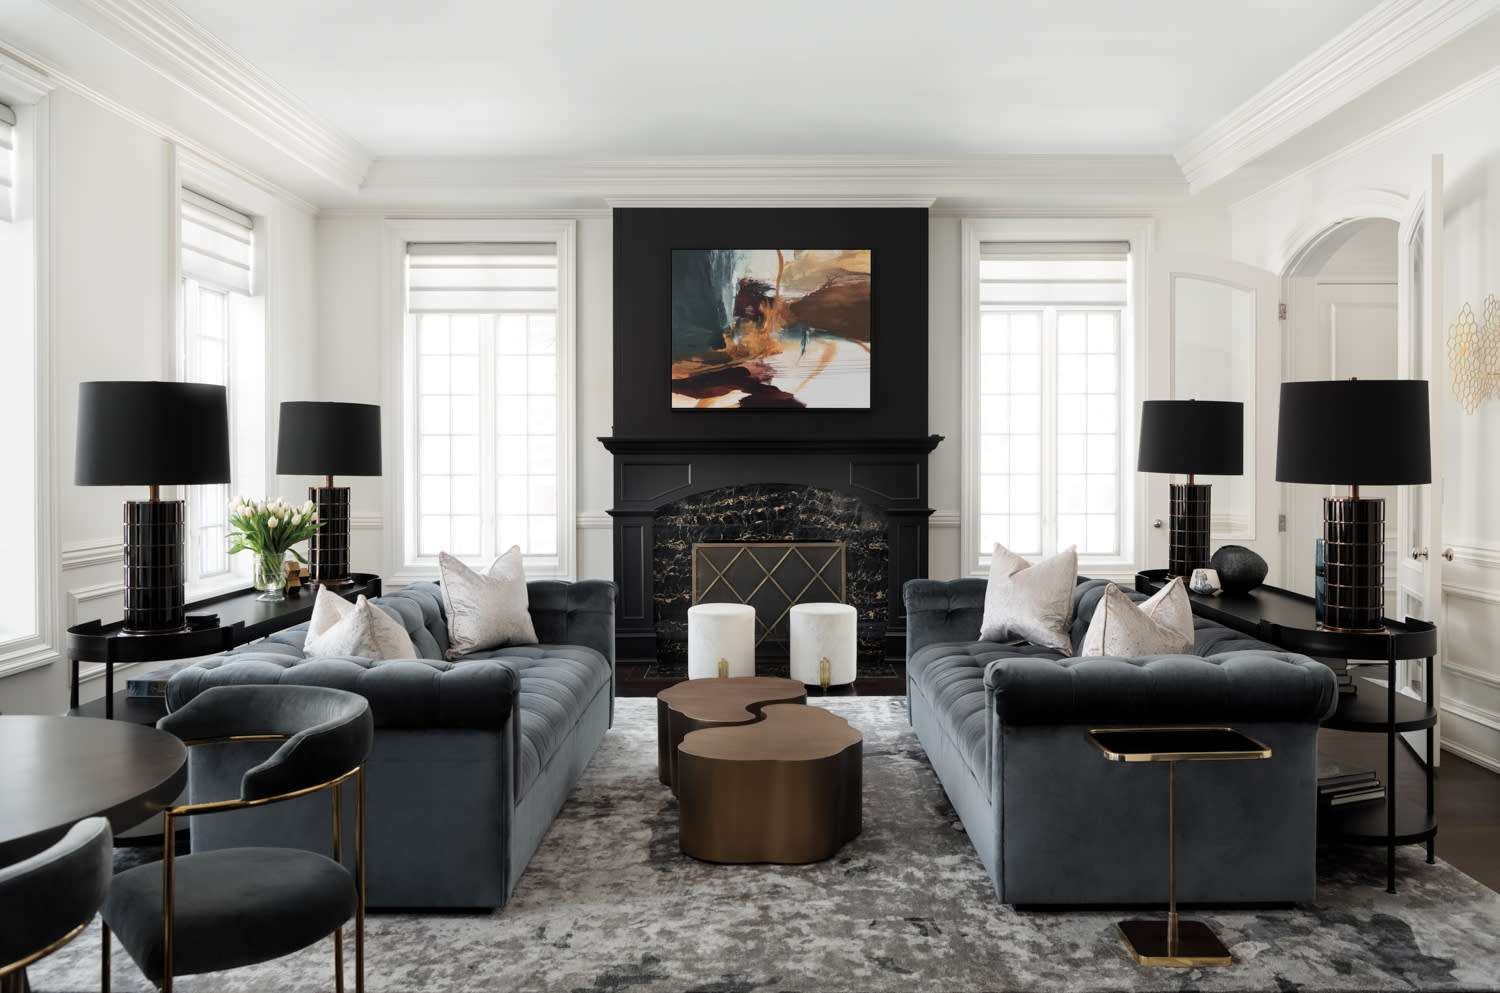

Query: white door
1146;256;1280;576
1395;154;1445;760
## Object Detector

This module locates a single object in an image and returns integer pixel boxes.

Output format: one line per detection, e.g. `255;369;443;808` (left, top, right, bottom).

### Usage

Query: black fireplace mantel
600;434;943;665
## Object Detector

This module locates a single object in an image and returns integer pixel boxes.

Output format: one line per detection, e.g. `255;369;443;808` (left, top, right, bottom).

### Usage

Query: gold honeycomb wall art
1447;295;1500;413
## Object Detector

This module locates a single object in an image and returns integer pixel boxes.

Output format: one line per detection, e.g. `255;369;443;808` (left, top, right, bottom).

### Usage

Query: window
397;223;575;580
962;225;1142;579
179;189;256;590
0;101;14;223
0;97;35;648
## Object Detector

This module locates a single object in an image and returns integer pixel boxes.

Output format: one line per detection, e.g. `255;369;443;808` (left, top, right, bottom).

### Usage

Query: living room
3;1;1500;990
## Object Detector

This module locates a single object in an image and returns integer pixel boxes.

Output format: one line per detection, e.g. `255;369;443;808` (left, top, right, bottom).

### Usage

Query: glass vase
254;551;287;602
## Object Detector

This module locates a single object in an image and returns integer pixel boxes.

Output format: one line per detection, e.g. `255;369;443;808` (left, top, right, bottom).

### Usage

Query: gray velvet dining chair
100;684;374;993
0;816;114;993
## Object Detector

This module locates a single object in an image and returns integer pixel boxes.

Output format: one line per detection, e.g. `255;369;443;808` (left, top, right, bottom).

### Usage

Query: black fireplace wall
611;207;929;437
604;207;935;666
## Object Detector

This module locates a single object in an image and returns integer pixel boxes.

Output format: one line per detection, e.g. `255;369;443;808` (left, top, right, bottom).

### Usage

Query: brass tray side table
1087;726;1272;968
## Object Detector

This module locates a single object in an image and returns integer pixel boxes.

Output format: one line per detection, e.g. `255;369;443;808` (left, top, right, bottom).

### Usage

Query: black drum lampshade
75;381;230;633
1276;379;1431;632
1137;399;1244;577
276;401;382;587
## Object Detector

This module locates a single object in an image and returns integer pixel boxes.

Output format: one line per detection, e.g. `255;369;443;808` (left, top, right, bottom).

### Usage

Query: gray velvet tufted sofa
165;579;615;910
904;577;1338;907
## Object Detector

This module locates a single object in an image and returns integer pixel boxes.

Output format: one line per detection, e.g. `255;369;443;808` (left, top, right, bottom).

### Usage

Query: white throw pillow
979;543;1077;655
439;546;538;660
1079;577;1196;658
304;586;417;660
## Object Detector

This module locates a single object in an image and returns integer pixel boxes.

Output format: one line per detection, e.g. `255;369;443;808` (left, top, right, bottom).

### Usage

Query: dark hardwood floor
620;668;1500;894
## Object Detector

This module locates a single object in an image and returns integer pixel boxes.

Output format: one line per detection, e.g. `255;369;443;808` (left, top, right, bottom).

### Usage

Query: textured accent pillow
1079;577;1196;658
439;546;538;660
979;543;1077;655
304;587;417;660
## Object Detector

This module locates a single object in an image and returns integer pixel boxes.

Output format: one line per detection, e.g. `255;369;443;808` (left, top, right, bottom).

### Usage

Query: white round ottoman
687;603;757;679
789;602;857;689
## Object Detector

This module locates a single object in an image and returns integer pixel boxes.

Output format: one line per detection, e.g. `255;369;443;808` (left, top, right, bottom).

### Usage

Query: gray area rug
30;696;1500;992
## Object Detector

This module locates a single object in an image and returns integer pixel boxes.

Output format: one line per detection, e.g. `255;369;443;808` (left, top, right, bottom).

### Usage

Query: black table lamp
276;401;382;588
1276;379;1431;633
1137;399;1244;577
75;381;230;634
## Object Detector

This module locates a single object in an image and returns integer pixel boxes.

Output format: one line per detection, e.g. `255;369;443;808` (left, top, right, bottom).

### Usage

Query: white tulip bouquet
227;496;322;559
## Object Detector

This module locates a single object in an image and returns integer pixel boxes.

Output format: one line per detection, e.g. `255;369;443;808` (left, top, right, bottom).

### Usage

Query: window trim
382;218;578;584
959;217;1152;583
171;149;272;602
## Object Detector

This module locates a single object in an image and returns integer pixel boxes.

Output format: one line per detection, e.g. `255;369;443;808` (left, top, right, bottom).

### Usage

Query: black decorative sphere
1211;545;1268;594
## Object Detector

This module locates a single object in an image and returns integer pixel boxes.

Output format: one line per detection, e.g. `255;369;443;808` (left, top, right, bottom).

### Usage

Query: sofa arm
526;579;616;666
903;579;987;658
167;654;518;731
984;651;1338;726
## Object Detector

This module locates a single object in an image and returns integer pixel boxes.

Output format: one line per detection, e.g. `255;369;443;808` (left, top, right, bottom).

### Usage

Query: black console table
67;573;381;723
1136;569;1438;894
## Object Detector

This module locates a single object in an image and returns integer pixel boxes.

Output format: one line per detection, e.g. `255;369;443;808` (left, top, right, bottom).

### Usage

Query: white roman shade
180;189;254;294
406;242;558;314
980;241;1130;306
0;102;15;223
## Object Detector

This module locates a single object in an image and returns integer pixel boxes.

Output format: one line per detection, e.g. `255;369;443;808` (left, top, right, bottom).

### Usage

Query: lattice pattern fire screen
691;542;846;658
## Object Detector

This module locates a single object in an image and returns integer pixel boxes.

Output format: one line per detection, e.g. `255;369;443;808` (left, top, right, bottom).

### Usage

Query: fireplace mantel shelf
599;435;944;456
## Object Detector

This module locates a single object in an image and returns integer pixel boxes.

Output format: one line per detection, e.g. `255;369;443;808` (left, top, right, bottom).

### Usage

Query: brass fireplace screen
691;542;846;656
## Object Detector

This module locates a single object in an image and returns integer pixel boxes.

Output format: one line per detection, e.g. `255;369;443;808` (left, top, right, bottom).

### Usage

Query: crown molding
42;0;370;191
359;155;1188;207
1176;0;1500;193
0;49;55;102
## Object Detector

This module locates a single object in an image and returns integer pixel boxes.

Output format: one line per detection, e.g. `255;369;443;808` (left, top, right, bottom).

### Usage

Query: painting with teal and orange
670;249;871;408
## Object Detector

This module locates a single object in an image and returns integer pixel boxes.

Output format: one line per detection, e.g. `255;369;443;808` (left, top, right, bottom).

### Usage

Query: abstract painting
671;249;871;408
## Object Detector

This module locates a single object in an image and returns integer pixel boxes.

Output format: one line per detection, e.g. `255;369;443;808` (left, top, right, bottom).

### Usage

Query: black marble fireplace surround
656;485;886;671
605;207;935;671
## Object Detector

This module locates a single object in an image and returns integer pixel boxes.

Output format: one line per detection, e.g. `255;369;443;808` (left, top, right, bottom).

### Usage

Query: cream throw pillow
439;546;538;660
979;543;1077;655
1079;577;1196;657
304;586;417;660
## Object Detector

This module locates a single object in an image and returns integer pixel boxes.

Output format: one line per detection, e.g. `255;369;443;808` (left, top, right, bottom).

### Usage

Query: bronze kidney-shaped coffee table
676;703;862;864
656;676;808;793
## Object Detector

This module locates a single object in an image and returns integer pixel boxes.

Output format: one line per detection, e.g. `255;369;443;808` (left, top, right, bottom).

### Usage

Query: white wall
0;87;320;715
1232;70;1500;770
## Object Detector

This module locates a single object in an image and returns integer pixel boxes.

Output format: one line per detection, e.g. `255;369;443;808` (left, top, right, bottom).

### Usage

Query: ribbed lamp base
1166;483;1212;578
307;485;353;588
1321;496;1386;633
121;500;188;635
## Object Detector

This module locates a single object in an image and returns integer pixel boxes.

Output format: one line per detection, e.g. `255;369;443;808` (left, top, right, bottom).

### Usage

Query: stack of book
1318;754;1385;807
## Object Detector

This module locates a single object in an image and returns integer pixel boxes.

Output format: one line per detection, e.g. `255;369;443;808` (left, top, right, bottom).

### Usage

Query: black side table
1088;726;1272;968
67;574;381;722
1136;569;1438;894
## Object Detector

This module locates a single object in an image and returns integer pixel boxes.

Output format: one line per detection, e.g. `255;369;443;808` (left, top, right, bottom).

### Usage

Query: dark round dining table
0;715;187;866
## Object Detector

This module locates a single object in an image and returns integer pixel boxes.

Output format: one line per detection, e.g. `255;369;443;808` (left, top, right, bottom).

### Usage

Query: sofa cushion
304;588;417;660
1078;579;1194;657
980;544;1077;654
440;548;538;659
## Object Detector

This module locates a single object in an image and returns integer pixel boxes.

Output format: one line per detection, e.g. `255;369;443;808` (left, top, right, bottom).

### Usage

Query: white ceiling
164;0;1380;160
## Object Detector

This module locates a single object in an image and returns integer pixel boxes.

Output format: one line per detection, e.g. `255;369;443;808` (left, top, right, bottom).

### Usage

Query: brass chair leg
356;767;365;993
333;929;345;993
161;811;175;993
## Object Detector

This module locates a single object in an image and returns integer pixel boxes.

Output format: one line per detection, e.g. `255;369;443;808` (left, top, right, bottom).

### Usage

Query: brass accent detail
819;657;831;692
1087;726;1271;969
656;677;807;792
691;542;847;655
717;657;729;679
1448;296;1500;413
0;919;90;986
677;704;862;864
